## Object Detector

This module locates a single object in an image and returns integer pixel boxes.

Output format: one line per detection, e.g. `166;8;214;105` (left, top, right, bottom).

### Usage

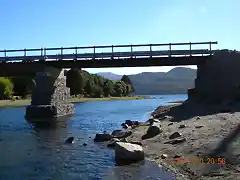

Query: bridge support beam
25;66;74;122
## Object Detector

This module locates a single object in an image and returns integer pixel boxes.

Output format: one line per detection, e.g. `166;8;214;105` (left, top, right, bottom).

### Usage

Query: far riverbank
0;96;147;108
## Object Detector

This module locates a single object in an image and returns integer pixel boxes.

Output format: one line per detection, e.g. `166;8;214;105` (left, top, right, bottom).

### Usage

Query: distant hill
96;67;197;95
96;72;122;80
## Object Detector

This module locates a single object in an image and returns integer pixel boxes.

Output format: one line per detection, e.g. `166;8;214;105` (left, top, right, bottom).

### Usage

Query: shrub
0;78;14;99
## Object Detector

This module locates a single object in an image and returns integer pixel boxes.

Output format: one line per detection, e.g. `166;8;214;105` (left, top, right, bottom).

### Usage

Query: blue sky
0;0;238;75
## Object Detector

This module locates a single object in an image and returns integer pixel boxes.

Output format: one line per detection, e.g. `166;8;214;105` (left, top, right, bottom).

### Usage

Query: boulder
149;118;161;125
169;132;182;139
128;141;142;146
179;124;187;128
111;130;132;139
94;133;112;142
65;137;74;144
168;122;174;126
122;123;129;129
142;122;162;140
115;142;145;165
107;138;120;148
195;125;204;129
125;120;134;126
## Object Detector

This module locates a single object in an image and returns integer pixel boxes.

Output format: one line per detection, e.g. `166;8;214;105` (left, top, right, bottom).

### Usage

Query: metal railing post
93;46;95;60
4;49;6;58
41;48;43;56
209;41;212;55
111;45;114;60
130;44;133;58
190;42;192;57
24;49;26;56
169;43;172;57
61;47;63;60
75;46;77;60
150;44;152;58
44;48;46;56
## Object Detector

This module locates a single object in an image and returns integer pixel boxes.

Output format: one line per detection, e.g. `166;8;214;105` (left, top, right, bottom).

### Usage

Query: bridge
0;41;217;122
0;41;217;76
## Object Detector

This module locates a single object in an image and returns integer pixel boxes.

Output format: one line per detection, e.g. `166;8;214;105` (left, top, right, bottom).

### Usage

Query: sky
0;0;239;75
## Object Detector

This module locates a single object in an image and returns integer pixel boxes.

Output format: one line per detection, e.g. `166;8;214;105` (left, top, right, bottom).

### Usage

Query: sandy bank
0;96;146;108
126;101;240;180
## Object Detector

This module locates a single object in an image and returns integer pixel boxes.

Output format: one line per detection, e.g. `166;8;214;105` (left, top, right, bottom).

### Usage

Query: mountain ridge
96;67;197;95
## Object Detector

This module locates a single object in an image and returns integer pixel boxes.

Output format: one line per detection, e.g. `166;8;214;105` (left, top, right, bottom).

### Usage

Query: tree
103;80;115;97
66;68;85;95
121;75;134;94
10;76;35;97
84;80;94;96
0;78;14;99
113;81;127;97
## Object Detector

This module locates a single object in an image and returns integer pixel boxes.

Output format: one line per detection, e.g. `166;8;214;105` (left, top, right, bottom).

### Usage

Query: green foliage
65;69;134;97
66;68;85;95
0;77;14;99
10;76;35;97
121;75;134;94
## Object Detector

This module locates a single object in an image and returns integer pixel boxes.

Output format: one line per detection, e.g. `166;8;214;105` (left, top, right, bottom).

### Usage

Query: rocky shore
94;100;240;180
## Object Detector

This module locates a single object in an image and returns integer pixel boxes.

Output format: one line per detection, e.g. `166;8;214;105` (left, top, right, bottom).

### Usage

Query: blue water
0;94;187;180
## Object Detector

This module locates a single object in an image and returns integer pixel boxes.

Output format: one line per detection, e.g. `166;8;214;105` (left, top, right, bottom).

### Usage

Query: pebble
161;154;168;159
179;124;187;128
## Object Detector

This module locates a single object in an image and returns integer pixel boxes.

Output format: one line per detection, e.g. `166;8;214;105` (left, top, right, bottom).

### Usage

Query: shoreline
0;96;147;108
124;101;240;179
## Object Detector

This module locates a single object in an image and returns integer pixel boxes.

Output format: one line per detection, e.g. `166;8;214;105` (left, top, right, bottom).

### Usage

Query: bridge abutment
188;50;240;103
25;66;74;122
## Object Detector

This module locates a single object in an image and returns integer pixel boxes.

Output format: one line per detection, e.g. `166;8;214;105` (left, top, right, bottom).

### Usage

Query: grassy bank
0;96;146;108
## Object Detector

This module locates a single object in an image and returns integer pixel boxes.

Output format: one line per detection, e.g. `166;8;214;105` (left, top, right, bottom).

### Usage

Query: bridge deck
0;41;217;62
0;49;212;61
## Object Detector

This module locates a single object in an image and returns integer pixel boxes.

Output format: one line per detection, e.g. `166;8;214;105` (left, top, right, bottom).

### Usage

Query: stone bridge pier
25;66;74;122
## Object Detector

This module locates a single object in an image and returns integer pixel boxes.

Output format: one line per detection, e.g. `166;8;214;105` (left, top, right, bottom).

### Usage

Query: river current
0;94;187;180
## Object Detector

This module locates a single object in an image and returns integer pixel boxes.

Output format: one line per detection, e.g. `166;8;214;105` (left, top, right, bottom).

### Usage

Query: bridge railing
0;41;218;61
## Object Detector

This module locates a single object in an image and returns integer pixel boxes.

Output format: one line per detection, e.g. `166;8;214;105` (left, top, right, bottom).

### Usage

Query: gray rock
179;124;187;128
128;141;143;146
65;137;74;144
168;122;174;126
94;133;112;142
115;142;145;165
161;154;168;159
195;125;204;129
142;122;162;140
169;132;182;139
196;116;201;120
107;138;120;148
111;130;132;138
125;120;134;126
149;118;161;125
164;138;186;145
122;123;129;129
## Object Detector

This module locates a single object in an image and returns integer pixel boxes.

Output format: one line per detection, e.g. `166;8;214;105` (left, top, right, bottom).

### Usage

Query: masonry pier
25;66;74;122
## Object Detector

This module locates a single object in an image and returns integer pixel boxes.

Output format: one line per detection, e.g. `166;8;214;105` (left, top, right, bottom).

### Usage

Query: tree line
0;68;134;100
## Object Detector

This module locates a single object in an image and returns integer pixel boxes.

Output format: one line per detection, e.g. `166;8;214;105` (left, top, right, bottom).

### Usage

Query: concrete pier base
25;66;74;122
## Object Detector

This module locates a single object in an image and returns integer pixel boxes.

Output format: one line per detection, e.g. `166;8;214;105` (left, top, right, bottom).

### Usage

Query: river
0;94;187;180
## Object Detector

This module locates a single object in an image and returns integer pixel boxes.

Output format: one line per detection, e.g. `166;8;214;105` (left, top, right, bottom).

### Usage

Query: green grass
0;96;146;107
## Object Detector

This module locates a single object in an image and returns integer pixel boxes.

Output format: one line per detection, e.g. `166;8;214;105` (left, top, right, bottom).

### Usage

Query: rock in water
125;120;134;126
107;138;120;148
111;130;132;138
142;122;162;140
94;133;112;142
115;142;144;165
122;123;129;129
65;137;74;144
